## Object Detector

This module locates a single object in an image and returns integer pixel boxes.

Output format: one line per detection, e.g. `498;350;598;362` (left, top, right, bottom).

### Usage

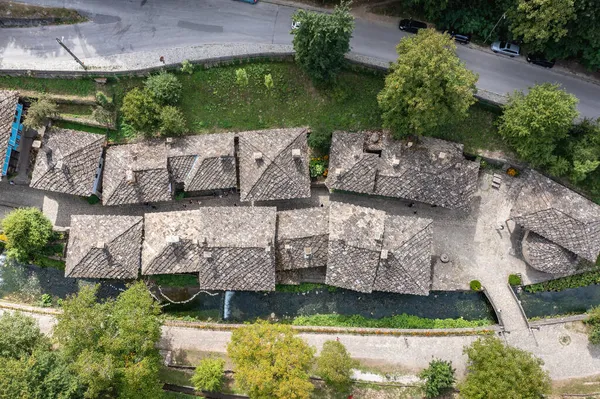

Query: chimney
303;247;313;259
165;137;173;146
438;152;447;159
391;157;400;166
284;244;292;251
291;148;301;159
166;235;180;244
94;241;106;249
55;160;64;169
253;152;263;161
407;141;413;148
203;251;212;259
380;249;388;260
31;140;42;149
265;245;271;253
125;169;136;184
335;168;344;176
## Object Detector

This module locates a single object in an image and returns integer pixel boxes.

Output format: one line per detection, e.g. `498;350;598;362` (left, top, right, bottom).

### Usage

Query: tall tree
1;207;53;262
497;83;578;170
509;0;575;51
228;321;315;399
292;1;354;83
459;337;551;398
378;29;478;138
54;282;163;399
315;340;356;394
419;358;456;398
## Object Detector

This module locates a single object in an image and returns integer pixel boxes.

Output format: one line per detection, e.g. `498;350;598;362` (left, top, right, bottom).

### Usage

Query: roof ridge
59;133;104;160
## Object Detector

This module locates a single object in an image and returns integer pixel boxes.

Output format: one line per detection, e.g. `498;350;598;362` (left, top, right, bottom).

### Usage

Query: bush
470;280;482;291
95;91;112;109
39;294;52;307
158;106;187;136
524;269;600;293
23;96;58;129
0;312;48;359
264;74;274;90
120;88;159;135
309;157;328;178
181;60;194;75
235;68;249;87
145;72;182;105
92;106;113;128
508;274;522;286
587;306;600;345
1;207;53;262
419;359;456;398
192;357;225;393
308;127;333;155
315;340;356;393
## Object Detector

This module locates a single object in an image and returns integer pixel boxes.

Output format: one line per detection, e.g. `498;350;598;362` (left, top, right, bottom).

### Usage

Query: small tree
92;107;113;130
419;359;455;398
120;88;159;135
95;91;112;110
1;207;53;261
308;126;332;155
235;68;249;87
587;306;600;345
497;83;578;169
158;106;187;137
145;72;182;105
378;29;478;138
228;321;315;399
264;74;274;90
292;1;354;83
0;312;47;360
315;340;356;393
192;357;225;393
23;96;58;129
459;337;551;399
181;60;195;75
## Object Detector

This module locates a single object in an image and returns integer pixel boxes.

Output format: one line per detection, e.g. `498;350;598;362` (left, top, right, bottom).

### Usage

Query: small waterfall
223;291;234;320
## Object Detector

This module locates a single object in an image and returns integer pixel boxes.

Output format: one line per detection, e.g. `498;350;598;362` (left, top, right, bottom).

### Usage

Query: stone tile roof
238;128;311;202
372;214;433;295
276;207;329;271
142;207;277;291
0;91;19;171
511;170;600;263
521;231;579;275
30;128;104;196
166;134;237;192
103;141;172;205
325;202;433;294
325;131;480;209
65;215;143;279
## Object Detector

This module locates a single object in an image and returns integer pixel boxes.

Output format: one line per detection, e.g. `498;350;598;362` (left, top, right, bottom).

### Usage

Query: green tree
145;72;182;105
54;282;163;399
192;357;225;393
158;105;187;136
377;29;478;138
419;358;455;398
509;0;575;51
120;88;159;135
292;1;354;83
92;106;114;130
23;95;58;129
235;68;249;87
264;74;274;90
459;337;551;399
315;340;356;393
228;321;315;399
587;306;600;345
0;312;47;359
1;207;53;262
497;83;578;169
308;125;332;155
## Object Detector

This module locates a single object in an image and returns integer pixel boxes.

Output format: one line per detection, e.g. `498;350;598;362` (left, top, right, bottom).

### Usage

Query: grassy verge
159;366;193;386
165;309;221;322
524;269;600;293
52;120;107;135
152;274;199;288
0;76;97;96
57;103;94;116
290;313;492;329
0;1;86;23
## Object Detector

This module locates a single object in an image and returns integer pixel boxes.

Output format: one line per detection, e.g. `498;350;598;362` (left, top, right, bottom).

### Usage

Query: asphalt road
1;0;599;118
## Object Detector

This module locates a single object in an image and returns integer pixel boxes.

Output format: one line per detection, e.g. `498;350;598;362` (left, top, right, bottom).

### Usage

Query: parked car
233;0;257;3
398;19;427;34
491;41;521;57
291;21;301;30
526;53;555;68
449;31;471;45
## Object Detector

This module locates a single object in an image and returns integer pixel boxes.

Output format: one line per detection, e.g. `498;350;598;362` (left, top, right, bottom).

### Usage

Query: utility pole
55;37;86;70
484;13;506;44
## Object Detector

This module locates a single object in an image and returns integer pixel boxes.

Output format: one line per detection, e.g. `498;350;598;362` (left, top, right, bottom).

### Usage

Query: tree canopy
192;357;225;393
23;95;58;129
419;358;455;398
1;207;53;262
120;87;160;134
292;1;354;83
377;29;478;138
228;321;315;399
145;72;182;105
459;337;551;399
315;340;356;393
497;83;579;170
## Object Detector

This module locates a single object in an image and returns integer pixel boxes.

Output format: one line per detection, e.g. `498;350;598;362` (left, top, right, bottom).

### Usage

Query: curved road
1;0;599;118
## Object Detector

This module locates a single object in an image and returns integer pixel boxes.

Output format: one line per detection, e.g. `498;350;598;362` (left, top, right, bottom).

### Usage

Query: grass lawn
0;76;97;97
52;120;107;135
159;366;193;386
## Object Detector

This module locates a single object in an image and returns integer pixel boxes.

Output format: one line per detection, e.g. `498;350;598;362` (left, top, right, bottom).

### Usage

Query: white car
291;21;301;30
491;41;521;58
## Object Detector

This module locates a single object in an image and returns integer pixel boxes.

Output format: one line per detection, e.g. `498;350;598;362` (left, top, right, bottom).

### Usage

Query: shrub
470;280;482;291
308;127;333;155
120;88;159;135
23;96;58;129
95;91;112;109
145;72;182;105
92;106;113;128
181;60;195;75
309;157;328;178
39;294;52;307
524;269;600;292
587;306;600;345
158;106;187;136
1;208;53;262
235;68;249;87
508;274;522;286
0;312;48;359
192;357;225;393
419;359;456;398
264;73;274;90
315;340;356;393
291;313;491;329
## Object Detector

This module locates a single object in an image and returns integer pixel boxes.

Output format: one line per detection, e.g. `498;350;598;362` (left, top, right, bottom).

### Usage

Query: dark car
526;53;555;68
449;31;471;44
399;19;427;34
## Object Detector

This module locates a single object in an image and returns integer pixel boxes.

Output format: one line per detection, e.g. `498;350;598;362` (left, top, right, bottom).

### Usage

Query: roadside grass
0;1;86;22
551;374;600;397
369;1;427;20
0;76;97;96
290;313;492;329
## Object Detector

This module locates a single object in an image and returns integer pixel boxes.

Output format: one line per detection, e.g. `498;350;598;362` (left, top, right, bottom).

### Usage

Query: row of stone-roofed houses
510;170;600;276
325;131;481;209
65;202;435;295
